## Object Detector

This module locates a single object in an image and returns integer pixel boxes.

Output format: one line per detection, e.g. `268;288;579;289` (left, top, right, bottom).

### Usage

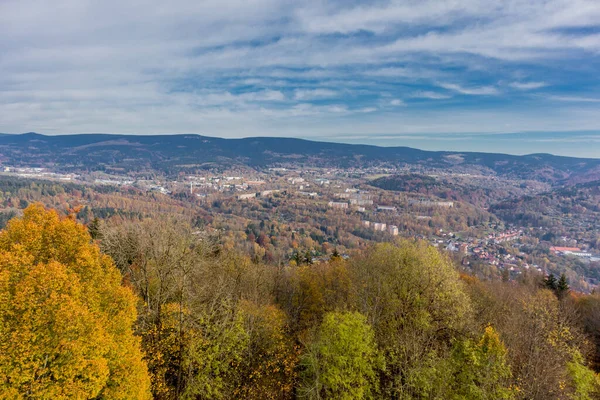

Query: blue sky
1;0;600;157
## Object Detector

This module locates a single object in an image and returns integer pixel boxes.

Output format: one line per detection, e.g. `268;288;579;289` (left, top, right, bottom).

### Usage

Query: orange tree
0;204;150;399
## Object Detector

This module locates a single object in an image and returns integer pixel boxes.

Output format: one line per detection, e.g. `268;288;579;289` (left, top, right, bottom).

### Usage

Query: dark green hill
0;132;598;182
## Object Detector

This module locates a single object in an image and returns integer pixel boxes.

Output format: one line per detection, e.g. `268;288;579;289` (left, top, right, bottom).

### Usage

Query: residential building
328;201;348;209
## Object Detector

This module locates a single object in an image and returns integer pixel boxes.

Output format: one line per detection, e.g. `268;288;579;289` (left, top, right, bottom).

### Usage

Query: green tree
292;251;302;265
466;280;593;400
544;273;558;291
278;259;352;334
299;311;383;400
330;248;341;261
349;241;472;398
304;251;313;265
567;350;600;400
449;326;514;399
557;273;570;300
182;308;249;400
101;217;281;399
88;216;101;240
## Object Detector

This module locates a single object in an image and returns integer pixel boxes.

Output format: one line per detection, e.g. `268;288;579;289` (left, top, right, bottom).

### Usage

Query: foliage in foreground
299;311;383;399
1;205;600;399
0;204;151;399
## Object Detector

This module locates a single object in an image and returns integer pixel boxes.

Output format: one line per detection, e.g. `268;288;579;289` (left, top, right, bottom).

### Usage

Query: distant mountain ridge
0;132;598;183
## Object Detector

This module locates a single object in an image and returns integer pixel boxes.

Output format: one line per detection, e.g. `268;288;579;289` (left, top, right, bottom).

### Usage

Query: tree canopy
299;311;383;399
0;204;151;399
2;207;599;399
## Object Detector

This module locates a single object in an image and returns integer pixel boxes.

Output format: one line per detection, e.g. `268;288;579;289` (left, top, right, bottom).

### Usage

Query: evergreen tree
331;248;341;261
557;273;570;299
292;251;303;265
544;273;558;291
88;217;101;240
304;251;313;265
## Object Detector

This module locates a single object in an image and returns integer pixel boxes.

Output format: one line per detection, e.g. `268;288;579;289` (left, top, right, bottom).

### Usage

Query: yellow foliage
236;300;299;399
0;204;151;399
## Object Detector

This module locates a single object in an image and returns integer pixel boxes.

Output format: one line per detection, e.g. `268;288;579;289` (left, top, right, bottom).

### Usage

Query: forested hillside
369;173;543;208
1;133;599;182
1;205;600;399
491;180;600;249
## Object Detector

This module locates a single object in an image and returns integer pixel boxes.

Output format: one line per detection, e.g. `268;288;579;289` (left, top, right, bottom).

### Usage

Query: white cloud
411;91;451;99
510;81;548;90
365;67;425;78
547;95;600;103
360;107;378;113
438;83;498;95
240;90;286;102
294;89;338;100
294;0;491;35
390;99;405;106
326;105;349;113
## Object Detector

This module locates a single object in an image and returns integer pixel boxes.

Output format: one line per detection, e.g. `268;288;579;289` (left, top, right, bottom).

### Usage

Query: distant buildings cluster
409;199;454;208
550;246;593;258
337;189;374;205
237;189;281;200
328;201;348;209
362;220;399;236
1;166;77;182
488;230;521;244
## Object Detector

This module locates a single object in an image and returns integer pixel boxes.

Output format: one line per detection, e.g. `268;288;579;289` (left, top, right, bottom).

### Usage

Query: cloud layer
1;0;600;155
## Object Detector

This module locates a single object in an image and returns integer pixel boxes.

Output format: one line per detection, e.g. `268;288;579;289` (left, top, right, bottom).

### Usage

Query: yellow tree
0;204;151;399
235;300;299;399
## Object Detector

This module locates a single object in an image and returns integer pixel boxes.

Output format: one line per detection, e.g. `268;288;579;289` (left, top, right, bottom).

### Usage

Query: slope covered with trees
491;180;600;249
1;205;600;399
98;215;600;399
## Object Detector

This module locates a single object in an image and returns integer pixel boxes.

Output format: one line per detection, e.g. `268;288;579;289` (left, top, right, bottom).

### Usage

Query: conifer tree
88;216;101;239
304;250;313;265
331;248;341;261
557;273;570;300
544;273;558;291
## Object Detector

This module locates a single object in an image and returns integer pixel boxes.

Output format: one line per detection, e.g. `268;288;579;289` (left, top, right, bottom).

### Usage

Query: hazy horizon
2;130;599;159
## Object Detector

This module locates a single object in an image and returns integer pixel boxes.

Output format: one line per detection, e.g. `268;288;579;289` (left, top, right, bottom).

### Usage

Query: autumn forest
0;204;598;399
